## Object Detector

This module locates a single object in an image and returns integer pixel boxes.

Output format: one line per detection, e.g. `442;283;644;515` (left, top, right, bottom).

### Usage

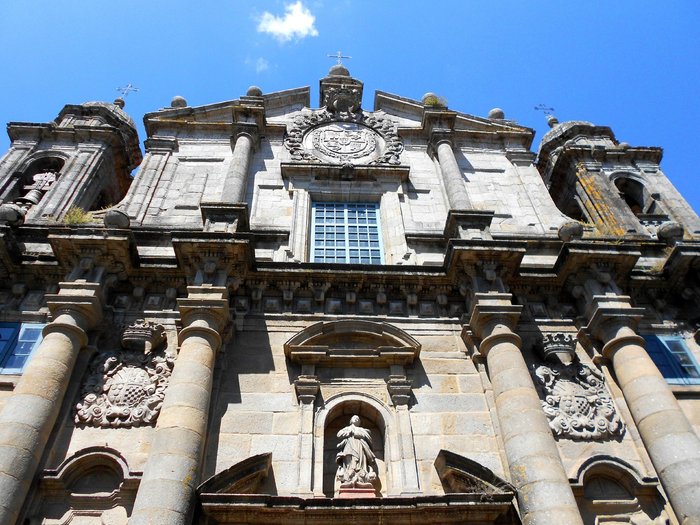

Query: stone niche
571;457;670;525
26;447;140;524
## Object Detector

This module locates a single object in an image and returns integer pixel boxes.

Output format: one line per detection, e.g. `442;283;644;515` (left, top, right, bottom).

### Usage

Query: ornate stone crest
311;123;378;162
533;333;624;440
284;109;403;166
76;320;173;428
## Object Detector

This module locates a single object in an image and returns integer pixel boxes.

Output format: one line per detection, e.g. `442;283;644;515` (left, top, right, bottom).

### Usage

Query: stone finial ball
422;92;438;105
328;64;350;77
171;95;187;108
246;86;263;97
547;114;560;128
113;97;125;109
488;108;505;119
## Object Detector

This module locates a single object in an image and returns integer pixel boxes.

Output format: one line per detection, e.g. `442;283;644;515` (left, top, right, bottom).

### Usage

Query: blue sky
1;1;698;212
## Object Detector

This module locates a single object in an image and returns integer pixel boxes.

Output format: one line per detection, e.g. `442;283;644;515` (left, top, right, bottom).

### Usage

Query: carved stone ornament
76;320;173;428
284;109;403;166
533;360;625;440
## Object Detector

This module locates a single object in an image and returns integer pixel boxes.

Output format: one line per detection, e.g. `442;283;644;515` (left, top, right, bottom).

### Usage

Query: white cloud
255;57;269;73
257;1;319;43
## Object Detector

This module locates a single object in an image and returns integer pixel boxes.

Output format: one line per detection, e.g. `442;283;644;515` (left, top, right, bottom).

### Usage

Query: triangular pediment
374;90;534;136
144;87;311;132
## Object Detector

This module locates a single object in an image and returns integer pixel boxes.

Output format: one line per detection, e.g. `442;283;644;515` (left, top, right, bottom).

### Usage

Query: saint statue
335;415;377;488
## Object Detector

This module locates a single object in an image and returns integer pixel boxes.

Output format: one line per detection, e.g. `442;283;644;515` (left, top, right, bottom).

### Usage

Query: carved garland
76;320;173;428
283;108;403;165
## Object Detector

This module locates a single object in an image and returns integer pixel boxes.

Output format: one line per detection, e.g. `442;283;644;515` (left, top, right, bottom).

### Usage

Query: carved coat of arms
312;123;377;161
534;362;625;440
76;320;174;428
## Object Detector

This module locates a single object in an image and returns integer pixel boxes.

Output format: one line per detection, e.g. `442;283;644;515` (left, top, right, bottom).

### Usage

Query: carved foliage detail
534;361;625;440
284;109;403;165
76;321;173;428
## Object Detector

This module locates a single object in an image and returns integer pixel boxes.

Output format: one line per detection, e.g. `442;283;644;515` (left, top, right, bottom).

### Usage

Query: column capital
45;281;103;334
584;294;645;342
468;293;523;355
428;130;454;155
232;122;260;151
178;285;229;329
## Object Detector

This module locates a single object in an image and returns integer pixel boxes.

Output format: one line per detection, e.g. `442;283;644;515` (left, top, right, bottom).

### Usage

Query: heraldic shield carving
284;108;403;166
76;320;174;428
533;333;625;441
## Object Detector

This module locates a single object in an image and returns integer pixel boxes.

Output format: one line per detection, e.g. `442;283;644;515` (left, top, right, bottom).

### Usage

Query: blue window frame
311;202;383;264
643;335;700;385
0;322;45;374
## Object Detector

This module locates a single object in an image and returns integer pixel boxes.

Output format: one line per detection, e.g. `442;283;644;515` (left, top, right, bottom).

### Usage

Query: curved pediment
434;450;515;498
284;320;421;367
198;453;272;495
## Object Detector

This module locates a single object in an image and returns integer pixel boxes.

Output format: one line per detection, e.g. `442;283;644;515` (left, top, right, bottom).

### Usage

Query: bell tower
0;98;141;225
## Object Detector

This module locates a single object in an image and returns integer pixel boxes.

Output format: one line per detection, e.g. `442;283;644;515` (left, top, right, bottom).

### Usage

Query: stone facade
0;65;699;524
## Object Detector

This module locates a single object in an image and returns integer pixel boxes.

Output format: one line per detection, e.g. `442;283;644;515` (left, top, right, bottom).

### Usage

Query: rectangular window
0;322;45;374
311;202;383;264
643;335;700;385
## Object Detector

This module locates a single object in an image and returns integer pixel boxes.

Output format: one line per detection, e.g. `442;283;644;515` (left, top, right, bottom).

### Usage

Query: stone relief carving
284;108;403;166
336;415;378;490
76;320;173;428
533;333;625;440
310;122;378;162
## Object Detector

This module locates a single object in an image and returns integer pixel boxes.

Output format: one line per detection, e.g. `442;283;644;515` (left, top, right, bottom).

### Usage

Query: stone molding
284;320;420;406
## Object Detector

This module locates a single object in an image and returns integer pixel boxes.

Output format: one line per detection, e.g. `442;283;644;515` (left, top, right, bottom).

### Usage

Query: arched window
614;176;664;217
16;157;64;206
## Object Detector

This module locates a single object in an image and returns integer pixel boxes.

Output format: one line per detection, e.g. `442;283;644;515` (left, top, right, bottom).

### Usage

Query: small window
643;335;700;385
0;322;45;374
311;202;383;264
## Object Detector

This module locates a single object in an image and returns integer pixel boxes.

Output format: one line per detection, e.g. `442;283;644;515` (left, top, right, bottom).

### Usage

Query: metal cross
328;51;351;65
116;84;139;98
534;103;555;116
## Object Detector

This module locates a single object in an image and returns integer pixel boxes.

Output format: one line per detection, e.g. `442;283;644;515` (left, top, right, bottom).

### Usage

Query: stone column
130;286;228;525
0;282;102;525
432;134;471;211
586;295;700;525
470;293;583;525
221;127;258;204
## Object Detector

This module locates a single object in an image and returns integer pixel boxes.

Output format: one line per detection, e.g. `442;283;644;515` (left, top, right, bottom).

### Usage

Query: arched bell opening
613;175;665;218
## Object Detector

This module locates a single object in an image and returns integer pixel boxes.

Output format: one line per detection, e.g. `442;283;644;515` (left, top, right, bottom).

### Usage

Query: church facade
0;65;699;524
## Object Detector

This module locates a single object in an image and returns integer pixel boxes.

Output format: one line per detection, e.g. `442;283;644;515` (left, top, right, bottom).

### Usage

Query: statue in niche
336;415;378;489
